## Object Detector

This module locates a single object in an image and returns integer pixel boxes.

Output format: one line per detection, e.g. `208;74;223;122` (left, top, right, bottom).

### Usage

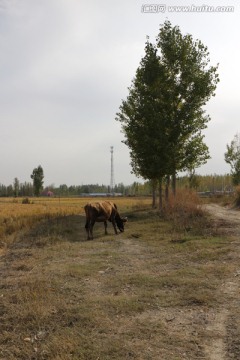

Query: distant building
80;193;123;197
41;189;54;197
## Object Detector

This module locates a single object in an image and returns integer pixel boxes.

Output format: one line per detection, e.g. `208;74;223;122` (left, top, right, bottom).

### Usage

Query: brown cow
84;201;127;240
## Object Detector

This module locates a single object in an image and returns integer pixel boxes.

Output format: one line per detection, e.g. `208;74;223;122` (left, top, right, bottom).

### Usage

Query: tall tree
31;165;44;196
13;177;20;197
156;21;218;193
116;20;219;208
116;40;171;207
224;133;240;185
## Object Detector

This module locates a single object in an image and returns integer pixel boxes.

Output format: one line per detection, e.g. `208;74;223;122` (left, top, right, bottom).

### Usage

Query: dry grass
233;185;240;207
0;197;151;247
0;194;239;359
162;189;209;236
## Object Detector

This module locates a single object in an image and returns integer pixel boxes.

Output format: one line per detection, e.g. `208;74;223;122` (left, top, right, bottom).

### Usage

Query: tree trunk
172;173;176;197
151;179;157;208
158;178;163;211
165;175;170;204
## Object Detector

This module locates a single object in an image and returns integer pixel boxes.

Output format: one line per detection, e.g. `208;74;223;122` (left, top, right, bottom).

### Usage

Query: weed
162;189;209;234
22;197;31;204
233;185;240;207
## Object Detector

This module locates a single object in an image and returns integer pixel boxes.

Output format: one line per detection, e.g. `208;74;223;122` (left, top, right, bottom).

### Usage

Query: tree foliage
116;20;219;208
225;133;240;185
31;165;44;196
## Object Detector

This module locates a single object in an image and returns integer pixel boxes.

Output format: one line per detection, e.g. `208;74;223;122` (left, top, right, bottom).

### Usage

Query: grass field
0;197;150;247
0;195;239;359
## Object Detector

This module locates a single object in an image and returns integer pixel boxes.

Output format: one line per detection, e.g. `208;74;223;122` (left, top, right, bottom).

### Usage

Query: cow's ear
122;217;128;222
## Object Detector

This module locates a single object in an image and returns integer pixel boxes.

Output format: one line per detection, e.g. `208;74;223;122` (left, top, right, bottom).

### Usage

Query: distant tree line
0;181;142;197
0;181;34;197
0;162;234;198
0;174;233;197
52;183;129;196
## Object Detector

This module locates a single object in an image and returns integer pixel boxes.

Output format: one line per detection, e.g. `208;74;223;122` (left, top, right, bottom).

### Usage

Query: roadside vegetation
1;192;239;359
233;185;240;207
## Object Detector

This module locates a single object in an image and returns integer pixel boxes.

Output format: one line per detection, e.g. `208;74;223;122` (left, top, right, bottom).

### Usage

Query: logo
141;4;166;13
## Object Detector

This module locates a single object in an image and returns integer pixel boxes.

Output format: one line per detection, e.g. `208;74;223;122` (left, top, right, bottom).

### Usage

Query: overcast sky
0;0;239;186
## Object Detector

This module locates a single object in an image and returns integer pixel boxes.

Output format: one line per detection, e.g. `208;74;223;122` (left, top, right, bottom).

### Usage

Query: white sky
0;0;239;186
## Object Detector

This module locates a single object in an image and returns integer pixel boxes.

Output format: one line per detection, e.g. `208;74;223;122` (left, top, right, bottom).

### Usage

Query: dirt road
205;204;240;235
204;204;240;360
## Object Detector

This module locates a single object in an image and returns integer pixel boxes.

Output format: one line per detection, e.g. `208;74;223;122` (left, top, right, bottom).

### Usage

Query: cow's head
116;216;128;232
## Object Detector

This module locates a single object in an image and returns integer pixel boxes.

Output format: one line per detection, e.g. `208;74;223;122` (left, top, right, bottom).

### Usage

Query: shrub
22;198;31;204
234;185;240;207
162;189;206;233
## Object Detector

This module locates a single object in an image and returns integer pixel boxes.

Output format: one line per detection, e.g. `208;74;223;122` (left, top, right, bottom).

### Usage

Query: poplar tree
31;165;44;196
116;20;219;208
13;177;20;197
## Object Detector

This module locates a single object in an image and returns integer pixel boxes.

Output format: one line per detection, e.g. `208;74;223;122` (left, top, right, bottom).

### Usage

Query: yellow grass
0;196;151;242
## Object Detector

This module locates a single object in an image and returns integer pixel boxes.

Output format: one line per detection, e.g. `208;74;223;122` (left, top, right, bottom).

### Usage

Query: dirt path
205;204;240;235
204;204;240;360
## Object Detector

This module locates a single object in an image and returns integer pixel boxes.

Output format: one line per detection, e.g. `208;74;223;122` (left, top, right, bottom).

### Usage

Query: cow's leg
85;219;94;240
113;222;118;234
104;221;108;235
89;220;95;240
85;219;90;240
111;219;118;235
